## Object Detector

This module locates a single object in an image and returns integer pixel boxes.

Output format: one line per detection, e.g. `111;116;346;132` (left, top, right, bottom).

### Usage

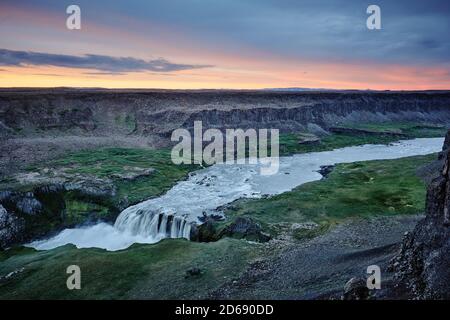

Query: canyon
1;88;450;299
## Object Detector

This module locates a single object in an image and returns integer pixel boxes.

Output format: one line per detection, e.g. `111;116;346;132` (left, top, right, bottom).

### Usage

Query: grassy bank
0;152;439;299
23;148;199;225
279;122;446;155
0;121;444;243
224;153;437;237
49;147;198;205
0;238;260;299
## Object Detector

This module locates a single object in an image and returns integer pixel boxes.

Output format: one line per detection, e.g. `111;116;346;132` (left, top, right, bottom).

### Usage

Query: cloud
32;73;64;77
0;48;211;73
83;71;126;76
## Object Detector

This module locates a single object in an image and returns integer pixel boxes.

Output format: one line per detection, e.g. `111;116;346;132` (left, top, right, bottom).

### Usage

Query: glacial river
28;137;444;251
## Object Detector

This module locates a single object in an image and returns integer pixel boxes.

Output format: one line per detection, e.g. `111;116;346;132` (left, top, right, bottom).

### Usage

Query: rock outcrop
342;278;370;300
0;185;65;248
219;217;271;242
329;126;406;137
0;182;120;249
1;89;450;140
392;129;450;299
190;216;271;243
0;203;25;249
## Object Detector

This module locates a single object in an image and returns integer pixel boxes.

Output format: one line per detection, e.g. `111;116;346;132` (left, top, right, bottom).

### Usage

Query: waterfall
114;206;192;240
27;137;445;252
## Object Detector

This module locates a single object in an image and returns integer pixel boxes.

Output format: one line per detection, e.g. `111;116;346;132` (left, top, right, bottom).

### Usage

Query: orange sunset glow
1;0;449;90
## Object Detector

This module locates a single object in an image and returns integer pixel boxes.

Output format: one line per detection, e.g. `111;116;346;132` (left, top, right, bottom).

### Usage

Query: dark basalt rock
329;127;406;137
190;219;220;242
0;204;25;249
0;184;66;249
185;267;202;278
342;278;370;300
2;89;450;145
191;216;271;243
318;165;334;179
391;129;450;299
197;212;224;223
219;217;271;242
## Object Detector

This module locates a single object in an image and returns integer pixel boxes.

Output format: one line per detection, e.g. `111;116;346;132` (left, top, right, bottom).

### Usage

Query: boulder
185;267;202;278
190;220;219;242
297;133;321;145
318;165;334;179
342;278;369;300
220;217;271;242
110;167;155;181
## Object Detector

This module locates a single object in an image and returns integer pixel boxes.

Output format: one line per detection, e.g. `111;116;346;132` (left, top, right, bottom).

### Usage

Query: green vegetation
0;121;444;299
0;148;200;235
0;238;260;299
0;144;440;299
292;223;331;241
279;132;396;155
64;199;109;226
52;147;198;204
343;122;447;138
224;153;436;236
278;122;446;156
114;114;137;133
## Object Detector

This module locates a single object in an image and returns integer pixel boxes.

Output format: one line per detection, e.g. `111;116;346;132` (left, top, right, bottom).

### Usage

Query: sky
0;0;449;90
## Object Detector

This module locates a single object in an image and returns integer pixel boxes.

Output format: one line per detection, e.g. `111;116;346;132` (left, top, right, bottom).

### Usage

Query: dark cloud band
0;48;211;73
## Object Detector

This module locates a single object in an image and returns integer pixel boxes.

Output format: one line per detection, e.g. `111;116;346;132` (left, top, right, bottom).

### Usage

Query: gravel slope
210;214;422;299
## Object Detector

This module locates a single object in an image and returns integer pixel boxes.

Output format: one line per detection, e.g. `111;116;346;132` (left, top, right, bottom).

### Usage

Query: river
28;137;444;251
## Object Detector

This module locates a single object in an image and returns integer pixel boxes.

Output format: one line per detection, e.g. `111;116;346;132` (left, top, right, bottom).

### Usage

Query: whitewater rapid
28;137;444;251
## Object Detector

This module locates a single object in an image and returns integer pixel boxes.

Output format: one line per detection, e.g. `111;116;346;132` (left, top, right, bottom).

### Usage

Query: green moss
51;147;199;206
224;153;436;236
278;132;397;155
343;122;447;138
292;222;332;241
114;114;136;132
65;200;109;225
0;238;260;299
278;122;445;156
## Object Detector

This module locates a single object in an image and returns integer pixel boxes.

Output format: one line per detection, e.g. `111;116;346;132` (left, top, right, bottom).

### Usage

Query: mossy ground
0;153;438;299
278;122;445;155
224;154;436;237
50;147;198;205
24;148;199;224
0;121;444;299
0;238;260;299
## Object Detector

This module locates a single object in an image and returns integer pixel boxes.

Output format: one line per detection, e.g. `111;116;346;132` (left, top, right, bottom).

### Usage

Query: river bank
0;150;443;299
0;120;448;299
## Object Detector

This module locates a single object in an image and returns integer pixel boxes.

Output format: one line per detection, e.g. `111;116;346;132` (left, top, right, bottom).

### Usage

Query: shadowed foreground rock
342;278;369;300
392;130;450;299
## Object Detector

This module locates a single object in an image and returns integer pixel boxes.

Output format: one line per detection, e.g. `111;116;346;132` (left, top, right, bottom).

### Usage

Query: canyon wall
1;89;450;141
392;130;450;299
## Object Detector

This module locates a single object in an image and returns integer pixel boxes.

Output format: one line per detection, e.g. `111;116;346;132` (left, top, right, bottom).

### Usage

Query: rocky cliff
392;130;450;299
1;89;450;140
0;185;66;249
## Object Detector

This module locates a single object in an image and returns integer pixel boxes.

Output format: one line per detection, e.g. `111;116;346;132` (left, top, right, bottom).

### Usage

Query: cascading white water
28;137;445;251
114;208;192;240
